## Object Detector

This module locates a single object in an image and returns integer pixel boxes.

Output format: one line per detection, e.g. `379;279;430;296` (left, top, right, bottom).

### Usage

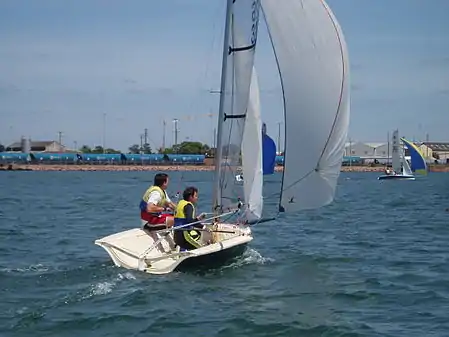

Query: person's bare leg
165;216;176;250
166;216;174;228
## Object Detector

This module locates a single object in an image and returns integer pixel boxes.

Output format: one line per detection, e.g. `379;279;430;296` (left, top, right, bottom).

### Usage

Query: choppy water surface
1;171;449;336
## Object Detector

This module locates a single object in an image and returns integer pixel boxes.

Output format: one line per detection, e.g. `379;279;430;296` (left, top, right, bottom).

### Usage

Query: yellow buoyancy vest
174;200;195;226
140;185;167;213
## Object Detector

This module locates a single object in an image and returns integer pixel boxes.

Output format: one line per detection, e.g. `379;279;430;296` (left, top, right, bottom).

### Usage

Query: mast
387;131;390;167
212;0;233;215
348;137;352;167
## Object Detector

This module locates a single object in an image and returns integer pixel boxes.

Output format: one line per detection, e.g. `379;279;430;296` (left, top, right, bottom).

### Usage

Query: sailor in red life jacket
140;173;177;231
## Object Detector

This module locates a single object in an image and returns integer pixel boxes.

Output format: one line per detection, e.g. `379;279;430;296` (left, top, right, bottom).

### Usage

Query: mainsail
213;0;261;214
261;0;350;212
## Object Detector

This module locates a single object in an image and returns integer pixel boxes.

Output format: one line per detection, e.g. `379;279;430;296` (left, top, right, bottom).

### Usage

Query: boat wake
0;263;50;274
220;248;274;271
82;272;136;300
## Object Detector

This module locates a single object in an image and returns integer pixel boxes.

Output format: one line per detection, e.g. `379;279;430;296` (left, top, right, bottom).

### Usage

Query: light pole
102;112;106;153
162;119;166;151
173;118;179;153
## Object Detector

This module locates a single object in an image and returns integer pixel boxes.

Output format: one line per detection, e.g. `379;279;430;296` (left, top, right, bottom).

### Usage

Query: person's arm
184;204;203;228
146;191;165;213
164;193;177;211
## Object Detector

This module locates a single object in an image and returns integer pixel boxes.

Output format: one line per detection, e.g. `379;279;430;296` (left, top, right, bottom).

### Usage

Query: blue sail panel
400;138;428;175
262;133;277;175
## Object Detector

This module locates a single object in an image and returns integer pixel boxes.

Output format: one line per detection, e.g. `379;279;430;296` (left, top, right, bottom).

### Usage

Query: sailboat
94;0;351;274
378;129;427;180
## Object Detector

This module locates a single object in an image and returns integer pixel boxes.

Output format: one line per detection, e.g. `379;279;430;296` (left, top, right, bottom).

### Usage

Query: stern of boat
94;228;177;270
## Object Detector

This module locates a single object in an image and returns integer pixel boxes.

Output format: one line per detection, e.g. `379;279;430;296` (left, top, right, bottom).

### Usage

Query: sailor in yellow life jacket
173;186;207;250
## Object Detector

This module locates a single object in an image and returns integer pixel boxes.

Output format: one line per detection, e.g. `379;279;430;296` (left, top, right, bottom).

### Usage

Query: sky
0;0;448;152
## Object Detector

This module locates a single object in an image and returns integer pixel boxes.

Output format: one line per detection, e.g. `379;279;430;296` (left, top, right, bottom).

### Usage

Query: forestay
213;0;261;214
261;0;350;212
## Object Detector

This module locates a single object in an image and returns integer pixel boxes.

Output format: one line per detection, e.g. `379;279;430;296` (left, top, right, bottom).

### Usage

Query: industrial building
6;139;66;153
418;142;449;163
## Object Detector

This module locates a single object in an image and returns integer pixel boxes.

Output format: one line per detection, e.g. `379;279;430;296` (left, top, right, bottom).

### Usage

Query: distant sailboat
378;130;427;180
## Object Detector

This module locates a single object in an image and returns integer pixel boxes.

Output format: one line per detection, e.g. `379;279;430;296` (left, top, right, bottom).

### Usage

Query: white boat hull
94;223;252;275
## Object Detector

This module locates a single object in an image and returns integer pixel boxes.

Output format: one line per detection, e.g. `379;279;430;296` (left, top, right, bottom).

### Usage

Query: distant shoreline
2;164;448;172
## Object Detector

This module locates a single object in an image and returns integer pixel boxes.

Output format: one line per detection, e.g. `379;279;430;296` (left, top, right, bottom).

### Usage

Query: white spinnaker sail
261;0;350;212
215;0;261;212
241;67;263;221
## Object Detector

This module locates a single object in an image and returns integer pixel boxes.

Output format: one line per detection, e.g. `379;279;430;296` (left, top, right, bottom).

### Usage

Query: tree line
0;141;215;155
78;141;212;155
